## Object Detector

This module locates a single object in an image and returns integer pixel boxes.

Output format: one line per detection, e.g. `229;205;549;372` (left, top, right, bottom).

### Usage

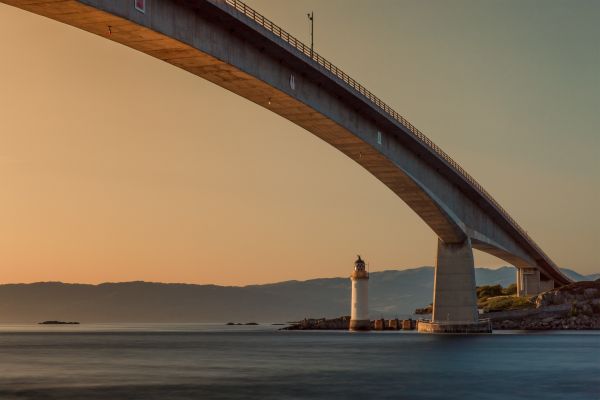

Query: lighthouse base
349;319;371;331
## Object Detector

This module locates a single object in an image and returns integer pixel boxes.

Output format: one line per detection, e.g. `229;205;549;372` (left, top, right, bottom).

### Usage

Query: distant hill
561;268;600;282
0;267;597;323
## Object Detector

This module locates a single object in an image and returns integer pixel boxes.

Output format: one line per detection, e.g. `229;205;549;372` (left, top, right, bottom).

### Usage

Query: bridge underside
2;0;571;331
4;0;469;241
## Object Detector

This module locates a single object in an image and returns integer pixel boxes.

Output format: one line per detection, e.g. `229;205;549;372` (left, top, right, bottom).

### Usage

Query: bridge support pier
418;238;491;333
432;238;478;323
516;268;554;296
540;276;555;293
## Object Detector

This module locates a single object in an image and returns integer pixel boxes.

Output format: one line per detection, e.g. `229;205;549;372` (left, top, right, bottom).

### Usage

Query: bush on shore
478;295;534;313
476;284;517;299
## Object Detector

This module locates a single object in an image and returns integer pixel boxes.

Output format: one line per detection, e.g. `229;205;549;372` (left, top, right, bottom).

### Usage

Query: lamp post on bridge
307;11;314;58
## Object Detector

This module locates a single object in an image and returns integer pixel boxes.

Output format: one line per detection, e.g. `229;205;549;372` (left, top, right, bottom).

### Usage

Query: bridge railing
223;0;556;269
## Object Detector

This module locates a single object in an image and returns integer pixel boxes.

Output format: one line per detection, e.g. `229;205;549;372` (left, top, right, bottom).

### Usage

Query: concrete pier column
539;275;554;293
431;238;478;324
516;267;553;296
418;238;490;333
517;267;541;296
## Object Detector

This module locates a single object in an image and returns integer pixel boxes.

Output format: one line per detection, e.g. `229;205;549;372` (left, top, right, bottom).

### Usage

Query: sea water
0;324;598;399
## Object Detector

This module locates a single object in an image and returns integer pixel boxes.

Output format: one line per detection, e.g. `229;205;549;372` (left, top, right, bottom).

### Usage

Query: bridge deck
1;0;572;285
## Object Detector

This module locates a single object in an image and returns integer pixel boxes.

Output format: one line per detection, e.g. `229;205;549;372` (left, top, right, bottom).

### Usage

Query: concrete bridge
3;0;572;332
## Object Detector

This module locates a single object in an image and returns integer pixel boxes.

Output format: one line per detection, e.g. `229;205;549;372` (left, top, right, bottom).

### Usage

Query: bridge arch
3;0;571;328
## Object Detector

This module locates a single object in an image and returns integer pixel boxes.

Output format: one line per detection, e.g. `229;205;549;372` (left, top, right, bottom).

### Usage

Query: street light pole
307;11;314;58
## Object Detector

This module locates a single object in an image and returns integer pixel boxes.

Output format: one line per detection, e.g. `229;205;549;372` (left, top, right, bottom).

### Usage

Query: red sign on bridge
135;0;146;13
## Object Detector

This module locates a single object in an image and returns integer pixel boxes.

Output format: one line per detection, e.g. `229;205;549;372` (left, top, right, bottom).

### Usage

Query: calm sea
0;324;598;400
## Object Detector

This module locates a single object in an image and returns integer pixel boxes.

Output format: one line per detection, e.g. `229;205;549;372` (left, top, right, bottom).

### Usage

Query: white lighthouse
350;255;370;331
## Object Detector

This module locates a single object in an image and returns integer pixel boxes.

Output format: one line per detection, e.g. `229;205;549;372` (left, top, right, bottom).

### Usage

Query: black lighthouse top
354;255;366;272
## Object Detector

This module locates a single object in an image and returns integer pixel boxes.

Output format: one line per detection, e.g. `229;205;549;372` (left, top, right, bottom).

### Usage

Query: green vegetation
414;283;530;314
476;283;532;313
478;295;534;313
503;283;517;295
476;284;516;299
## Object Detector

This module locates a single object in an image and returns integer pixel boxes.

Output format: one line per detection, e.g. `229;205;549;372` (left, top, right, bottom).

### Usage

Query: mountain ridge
0;267;596;323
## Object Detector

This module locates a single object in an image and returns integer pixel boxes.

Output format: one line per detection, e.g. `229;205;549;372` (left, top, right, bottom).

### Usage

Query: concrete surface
432;238;478;324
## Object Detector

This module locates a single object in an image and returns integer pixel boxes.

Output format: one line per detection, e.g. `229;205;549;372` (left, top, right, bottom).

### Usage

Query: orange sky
0;0;598;285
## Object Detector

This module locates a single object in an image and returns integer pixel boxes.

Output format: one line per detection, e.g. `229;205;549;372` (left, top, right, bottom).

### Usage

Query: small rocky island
38;321;80;325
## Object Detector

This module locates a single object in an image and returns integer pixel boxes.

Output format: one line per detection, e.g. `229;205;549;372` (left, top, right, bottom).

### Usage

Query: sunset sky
0;0;598;285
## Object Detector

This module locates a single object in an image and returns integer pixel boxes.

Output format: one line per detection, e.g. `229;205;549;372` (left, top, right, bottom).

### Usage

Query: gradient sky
0;0;598;285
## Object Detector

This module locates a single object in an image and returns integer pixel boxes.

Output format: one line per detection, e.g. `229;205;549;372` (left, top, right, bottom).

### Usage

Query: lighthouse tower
350;255;370;331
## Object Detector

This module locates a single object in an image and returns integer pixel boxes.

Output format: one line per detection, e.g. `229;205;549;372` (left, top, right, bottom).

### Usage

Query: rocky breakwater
281;316;351;330
281;316;417;330
488;280;600;330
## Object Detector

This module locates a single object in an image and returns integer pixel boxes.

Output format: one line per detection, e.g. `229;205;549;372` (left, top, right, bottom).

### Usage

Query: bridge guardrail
223;0;558;272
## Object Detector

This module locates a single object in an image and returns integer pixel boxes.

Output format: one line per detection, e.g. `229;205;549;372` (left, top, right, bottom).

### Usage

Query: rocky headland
485;280;600;330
